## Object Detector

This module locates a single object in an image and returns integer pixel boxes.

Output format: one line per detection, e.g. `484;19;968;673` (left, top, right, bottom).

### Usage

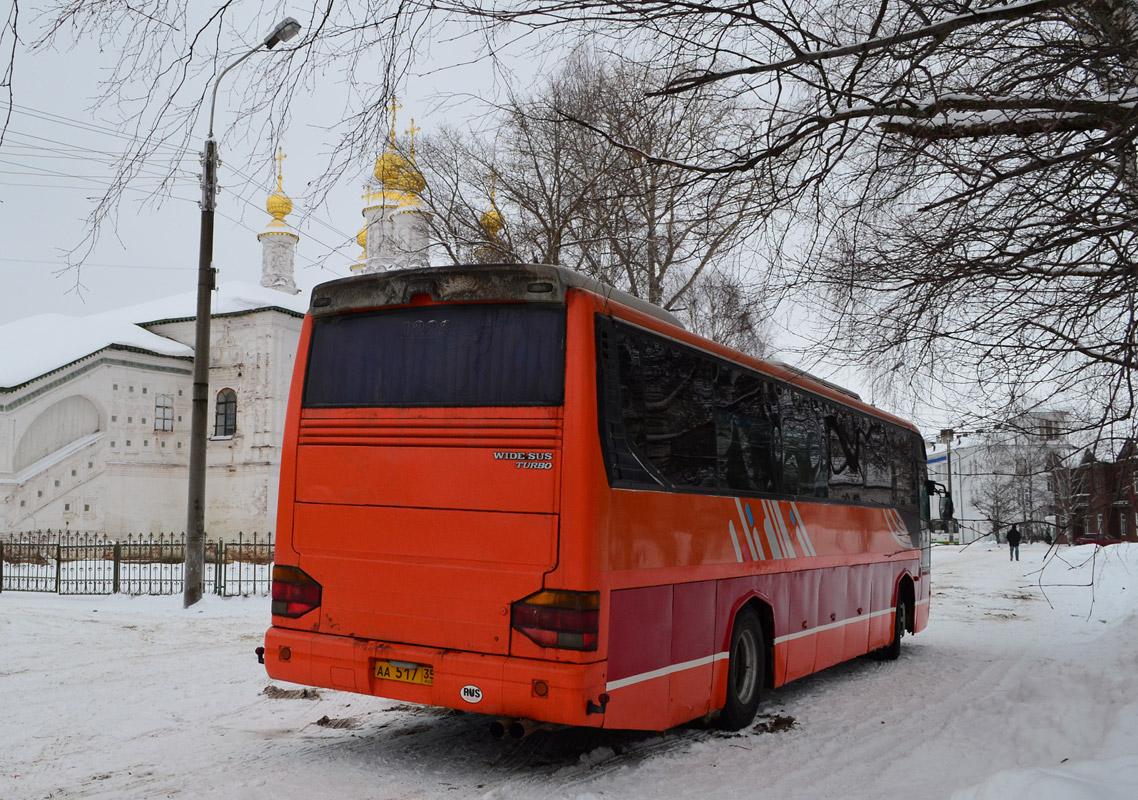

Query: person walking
1006;524;1022;561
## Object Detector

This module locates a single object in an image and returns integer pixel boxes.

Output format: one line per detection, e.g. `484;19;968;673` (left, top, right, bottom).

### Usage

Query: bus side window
826;406;864;500
616;329;647;454
613;324;717;490
862;420;892;505
780;388;826;498
716;368;779;494
640;339;717;490
716;369;755;492
891;430;919;509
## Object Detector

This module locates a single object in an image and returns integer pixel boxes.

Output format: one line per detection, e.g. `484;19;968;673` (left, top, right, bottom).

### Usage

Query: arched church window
214;389;237;437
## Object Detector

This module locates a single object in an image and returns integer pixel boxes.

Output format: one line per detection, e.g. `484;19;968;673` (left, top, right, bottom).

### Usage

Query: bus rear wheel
717;607;765;731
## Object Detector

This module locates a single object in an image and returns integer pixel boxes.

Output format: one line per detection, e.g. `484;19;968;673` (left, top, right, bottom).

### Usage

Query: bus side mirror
939;494;954;519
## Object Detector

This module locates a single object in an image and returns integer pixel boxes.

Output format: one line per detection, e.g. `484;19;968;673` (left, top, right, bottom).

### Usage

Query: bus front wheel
717;607;764;731
875;600;905;661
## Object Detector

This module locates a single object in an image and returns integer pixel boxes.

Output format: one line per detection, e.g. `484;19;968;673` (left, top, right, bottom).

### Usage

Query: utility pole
184;17;302;608
184;135;217;607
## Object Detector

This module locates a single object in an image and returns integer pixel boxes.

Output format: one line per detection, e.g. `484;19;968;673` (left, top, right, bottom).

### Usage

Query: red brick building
1063;442;1138;543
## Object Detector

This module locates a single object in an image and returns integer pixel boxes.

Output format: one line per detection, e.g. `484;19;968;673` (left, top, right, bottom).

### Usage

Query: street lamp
185;17;302;608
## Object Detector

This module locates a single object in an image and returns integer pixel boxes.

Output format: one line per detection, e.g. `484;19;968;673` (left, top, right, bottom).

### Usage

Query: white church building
1;126;432;537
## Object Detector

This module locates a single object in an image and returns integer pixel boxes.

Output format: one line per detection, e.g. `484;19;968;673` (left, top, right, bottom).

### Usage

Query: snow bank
953;755;1138;800
948;543;1138;800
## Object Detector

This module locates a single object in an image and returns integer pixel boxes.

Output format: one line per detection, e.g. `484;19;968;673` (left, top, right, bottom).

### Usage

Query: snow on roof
0;282;311;390
120;280;309;325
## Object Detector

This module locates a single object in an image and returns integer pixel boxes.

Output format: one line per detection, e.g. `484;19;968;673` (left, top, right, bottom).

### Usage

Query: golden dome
481;207;504;237
398;166;426;195
267;190;293;222
264;147;294;229
356;227;367;249
375;149;410;186
363;104;426;212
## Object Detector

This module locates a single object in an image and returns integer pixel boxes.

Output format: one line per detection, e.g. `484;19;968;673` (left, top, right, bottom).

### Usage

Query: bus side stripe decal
884;509;912;548
770;500;797;559
774;607;894;644
746;524;764;561
761;502;783;560
790;502;818;557
753;520;770;561
727;520;745;563
734;499;763;562
609;607;900;693
737;502;764;559
732;500;754;560
605;652;730;692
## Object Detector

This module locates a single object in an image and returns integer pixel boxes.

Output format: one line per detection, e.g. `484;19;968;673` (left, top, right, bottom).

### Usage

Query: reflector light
511;589;599;651
271;565;322;618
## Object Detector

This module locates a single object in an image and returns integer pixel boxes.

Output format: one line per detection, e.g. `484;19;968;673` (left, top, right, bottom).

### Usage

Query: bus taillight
511;590;599;651
272;565;322;618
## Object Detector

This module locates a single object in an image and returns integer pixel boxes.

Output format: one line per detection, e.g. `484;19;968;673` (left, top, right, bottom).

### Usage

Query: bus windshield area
302;303;566;408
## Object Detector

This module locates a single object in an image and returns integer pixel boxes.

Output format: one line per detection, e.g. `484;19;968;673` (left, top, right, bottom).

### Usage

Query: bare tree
414;0;1138;432
415;51;776;351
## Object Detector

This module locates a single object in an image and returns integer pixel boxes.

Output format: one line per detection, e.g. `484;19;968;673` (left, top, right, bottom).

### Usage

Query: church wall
2;308;303;538
1;351;193;534
202;309;301;536
13;395;100;472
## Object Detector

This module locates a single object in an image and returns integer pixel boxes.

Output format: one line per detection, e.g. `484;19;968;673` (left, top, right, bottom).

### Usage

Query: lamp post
185;17;302;608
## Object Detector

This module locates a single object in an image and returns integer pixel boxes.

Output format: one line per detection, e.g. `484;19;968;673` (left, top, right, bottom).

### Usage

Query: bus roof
309;263;683;328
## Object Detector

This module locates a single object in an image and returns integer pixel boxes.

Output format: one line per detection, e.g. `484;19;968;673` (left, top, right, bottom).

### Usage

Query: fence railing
0;530;274;597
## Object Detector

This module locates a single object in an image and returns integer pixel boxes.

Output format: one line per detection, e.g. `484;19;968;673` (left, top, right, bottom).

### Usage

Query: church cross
405;119;421;161
388;96;402;147
275;147;287;191
485;168;498;204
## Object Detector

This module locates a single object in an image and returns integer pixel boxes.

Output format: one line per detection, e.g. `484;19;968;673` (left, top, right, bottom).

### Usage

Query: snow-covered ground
3;542;1137;800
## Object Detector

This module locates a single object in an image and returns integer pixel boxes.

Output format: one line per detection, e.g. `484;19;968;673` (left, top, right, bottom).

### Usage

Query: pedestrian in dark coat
1007;524;1022;561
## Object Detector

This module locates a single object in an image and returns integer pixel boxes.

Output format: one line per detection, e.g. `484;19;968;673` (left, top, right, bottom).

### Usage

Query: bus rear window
302;303;566;407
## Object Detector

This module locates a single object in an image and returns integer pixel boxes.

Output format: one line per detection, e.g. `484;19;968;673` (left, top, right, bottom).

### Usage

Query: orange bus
263;263;932;732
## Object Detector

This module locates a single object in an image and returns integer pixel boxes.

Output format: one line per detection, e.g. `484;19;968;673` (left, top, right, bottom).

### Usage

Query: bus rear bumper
263;626;608;727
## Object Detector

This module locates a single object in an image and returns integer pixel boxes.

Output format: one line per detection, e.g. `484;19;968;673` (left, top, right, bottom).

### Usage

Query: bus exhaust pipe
488;718;511;739
508;719;567;739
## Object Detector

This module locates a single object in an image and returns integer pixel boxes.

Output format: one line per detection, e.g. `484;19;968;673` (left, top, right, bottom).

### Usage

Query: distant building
926;411;1072;544
1;133;434;537
1058;442;1138;543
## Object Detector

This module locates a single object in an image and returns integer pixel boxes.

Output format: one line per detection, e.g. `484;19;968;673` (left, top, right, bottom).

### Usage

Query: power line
3;101;362;265
0;256;193;271
17;107;360;251
3;101;193;158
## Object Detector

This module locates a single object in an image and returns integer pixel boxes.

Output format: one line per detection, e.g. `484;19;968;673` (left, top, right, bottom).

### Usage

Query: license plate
374;660;434;686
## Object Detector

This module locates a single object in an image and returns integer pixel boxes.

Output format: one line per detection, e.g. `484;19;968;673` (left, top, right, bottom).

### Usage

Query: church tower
353;98;430;274
258;148;301;294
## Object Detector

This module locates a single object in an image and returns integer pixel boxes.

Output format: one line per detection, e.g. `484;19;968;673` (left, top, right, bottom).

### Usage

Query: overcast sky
1;8;518;327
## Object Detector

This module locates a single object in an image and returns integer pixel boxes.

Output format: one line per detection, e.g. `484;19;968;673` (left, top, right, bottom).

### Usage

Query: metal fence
0;530;274;597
